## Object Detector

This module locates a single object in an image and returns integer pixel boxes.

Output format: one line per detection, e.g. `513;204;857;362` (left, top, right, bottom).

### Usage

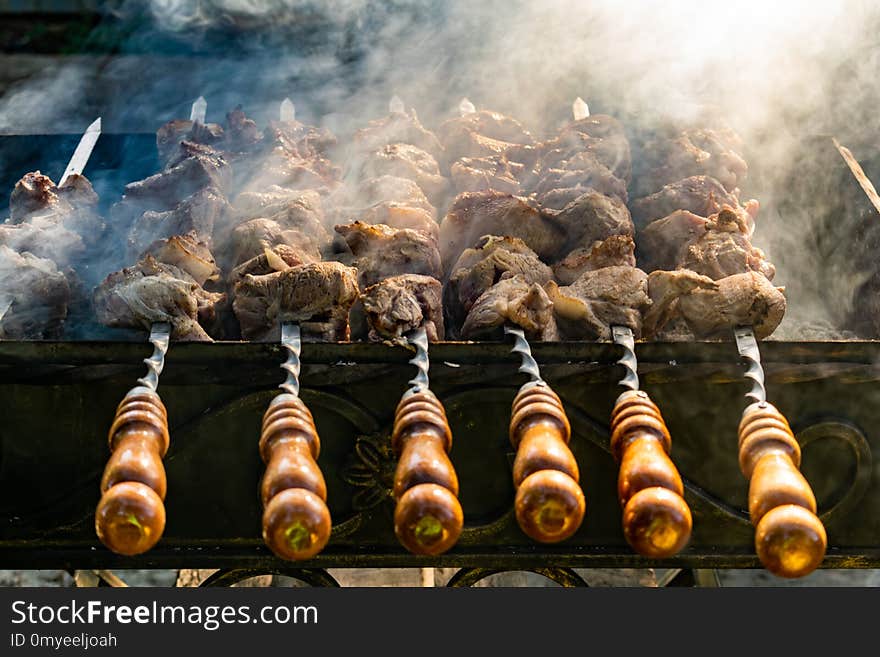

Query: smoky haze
1;0;879;339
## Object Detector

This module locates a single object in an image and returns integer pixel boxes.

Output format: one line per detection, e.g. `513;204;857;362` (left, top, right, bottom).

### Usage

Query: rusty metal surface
0;340;876;570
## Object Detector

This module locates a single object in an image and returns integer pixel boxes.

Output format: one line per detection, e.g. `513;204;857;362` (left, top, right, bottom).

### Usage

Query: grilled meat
361;274;445;343
553;235;637;285
532;152;628;205
450;156;522;195
227;244;312;290
225;218;323;270
123;141;231;211
9;171;104;243
93;255;224;341
354;143;447;204
459;275;558;341
548;190;634;254
232;261;358;341
127;186;227;257
438;190;565;271
0;245;70;339
334;221;442;288
445;235;552;336
644;269;785;340
636;210;709;272
677;207;774;281
629;175;740;228
538;115;632;184
438;110;533;147
156;119;224;167
637;128;748;196
140;232;220;287
546;265;651;339
352;108;444;161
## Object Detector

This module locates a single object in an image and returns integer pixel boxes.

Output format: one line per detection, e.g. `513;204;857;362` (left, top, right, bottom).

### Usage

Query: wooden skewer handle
738;401;827;578
392;390;463;556
259;394;331;561
509;384;585;543
95;386;169;556
610;390;692;558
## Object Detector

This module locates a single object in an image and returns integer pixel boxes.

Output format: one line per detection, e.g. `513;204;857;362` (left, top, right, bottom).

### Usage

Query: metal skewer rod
733;325;826;578
504;324;585;543
59;117;101;187
190;96;207;125
609;325;692;558
280;98;296;122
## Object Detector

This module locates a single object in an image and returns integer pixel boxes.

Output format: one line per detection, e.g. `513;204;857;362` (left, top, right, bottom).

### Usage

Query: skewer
59;117;101;187
504;325;585;543
572;97;590;121
734;326;827;578
190;96;207;125
459;97;476;116
280;98;296;122
259;322;331;560
389;95;405;115
391;326;463;555
609;326;692;558
95;322;172;555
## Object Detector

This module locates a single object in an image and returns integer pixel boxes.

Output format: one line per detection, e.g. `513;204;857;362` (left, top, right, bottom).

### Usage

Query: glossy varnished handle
392;390;463;555
509;384;585;543
259;394;331;561
738;401;827;578
610;390;692;558
95;386;169;556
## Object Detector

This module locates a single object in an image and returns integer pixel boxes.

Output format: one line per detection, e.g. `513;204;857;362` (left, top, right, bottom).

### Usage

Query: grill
1;2;879;587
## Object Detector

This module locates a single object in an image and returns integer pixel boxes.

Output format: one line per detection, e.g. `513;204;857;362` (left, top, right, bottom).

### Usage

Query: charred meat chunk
0;245;70;339
353;143;447;204
546;266;651;340
361;274;445;343
629;175;740;228
140;232;220;287
548;190;634;255
334;222;442;289
445;235;552;336
460;275;558;341
156;119;224;167
352;108;444;161
450;156;522;195
128;186;227;257
439;190;565;271
553;235;637;285
232;261;359;342
93;255;224;341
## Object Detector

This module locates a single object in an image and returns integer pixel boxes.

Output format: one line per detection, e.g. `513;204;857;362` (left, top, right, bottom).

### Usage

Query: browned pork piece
0;245;70;339
264;119;337;160
230;186;324;224
643;269;785;340
227;244;313;290
224;218;323;271
629;175;741;228
352;108;444;161
9;171;104;243
546;265;651;340
636;209;708;272
156;119;224;167
93;255;225;341
127;186;227;257
553;235;637;285
334;222;442;288
540;115;633;184
444;235;552;336
328;175;439;239
353;143;448;204
677;207;775;281
140;232;220;287
636;128;748;197
549;190;635;255
532;153;628;208
438;190;565;271
232;261;359;341
459;275;559;341
360;274;445;343
437;109;535;168
123;141;231;211
450;156;522;195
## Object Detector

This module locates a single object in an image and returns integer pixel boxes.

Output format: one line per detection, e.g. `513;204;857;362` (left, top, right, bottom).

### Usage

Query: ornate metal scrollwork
199;568;340;587
446;567;588;587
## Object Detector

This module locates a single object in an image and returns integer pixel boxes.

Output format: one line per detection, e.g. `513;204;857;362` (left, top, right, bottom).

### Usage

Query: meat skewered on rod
610;325;692;557
392;327;463;555
259;322;331;561
96;322;172;555
505;325;585;543
734;326;827;578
